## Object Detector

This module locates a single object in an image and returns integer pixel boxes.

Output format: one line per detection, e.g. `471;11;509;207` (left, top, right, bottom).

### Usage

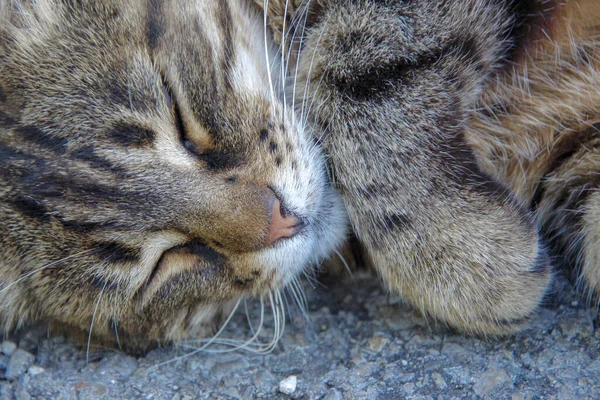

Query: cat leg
293;0;552;334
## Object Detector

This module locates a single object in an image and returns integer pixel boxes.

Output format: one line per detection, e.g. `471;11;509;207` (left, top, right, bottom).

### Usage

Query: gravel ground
1;269;599;399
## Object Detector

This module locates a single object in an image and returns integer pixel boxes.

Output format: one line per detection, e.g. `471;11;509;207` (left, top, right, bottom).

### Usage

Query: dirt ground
1;269;599;399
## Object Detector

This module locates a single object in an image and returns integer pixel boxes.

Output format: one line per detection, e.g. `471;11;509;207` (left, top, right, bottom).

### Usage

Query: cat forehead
148;0;274;94
0;0;279;138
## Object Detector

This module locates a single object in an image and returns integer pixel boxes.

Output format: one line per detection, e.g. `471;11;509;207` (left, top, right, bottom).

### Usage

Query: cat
1;0;599;352
261;0;600;334
0;0;347;351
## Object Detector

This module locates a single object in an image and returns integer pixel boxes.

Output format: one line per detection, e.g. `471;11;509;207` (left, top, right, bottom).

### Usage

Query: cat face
0;0;346;348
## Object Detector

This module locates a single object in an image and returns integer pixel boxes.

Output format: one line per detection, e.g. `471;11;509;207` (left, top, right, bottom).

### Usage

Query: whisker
289;276;309;320
291;0;312;122
300;19;326;125
87;278;108;364
151;296;243;368
303;72;329;129
113;281;122;351
280;0;290;118
263;0;276;108
302;267;325;289
334;249;354;279
0;248;100;296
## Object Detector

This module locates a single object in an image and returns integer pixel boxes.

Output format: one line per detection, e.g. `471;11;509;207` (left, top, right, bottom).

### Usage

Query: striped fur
0;0;347;350
260;0;600;334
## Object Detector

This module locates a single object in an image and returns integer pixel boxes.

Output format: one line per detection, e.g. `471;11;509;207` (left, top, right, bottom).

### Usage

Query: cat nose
264;198;305;247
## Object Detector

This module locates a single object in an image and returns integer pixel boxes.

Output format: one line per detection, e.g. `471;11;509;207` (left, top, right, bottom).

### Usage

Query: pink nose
264;199;305;246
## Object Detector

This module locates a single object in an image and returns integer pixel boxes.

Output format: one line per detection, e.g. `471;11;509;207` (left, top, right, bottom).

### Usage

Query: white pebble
1;341;17;356
279;375;297;395
27;366;45;376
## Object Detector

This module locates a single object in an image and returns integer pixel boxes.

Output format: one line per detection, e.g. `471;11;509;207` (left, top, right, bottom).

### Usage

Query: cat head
0;0;347;349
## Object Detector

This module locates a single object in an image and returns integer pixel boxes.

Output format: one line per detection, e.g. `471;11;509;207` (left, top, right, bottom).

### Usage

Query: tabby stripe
146;0;164;50
216;0;235;90
107;122;156;148
197;150;240;170
545;125;600;183
87;274;119;291
382;213;412;233
543;175;600;224
57;218;119;234
8;196;50;222
440;130;513;201
70;145;126;175
15;125;68;155
333;45;443;100
537;157;600;269
187;239;226;268
7;192;126;233
95;242;140;264
0;109;16;126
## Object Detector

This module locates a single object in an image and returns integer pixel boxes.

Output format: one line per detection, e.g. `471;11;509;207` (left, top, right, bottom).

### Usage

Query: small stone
473;369;513;396
1;341;17;356
15;387;31;400
279;375;297;395
512;393;525;400
432;373;447;389
586;358;600;375
366;336;389;353
96;354;138;378
27;365;45;376
219;386;240;398
74;382;90;392
403;382;415;395
5;349;35;380
210;357;249;380
323;388;342;400
401;360;409;367
0;383;13;399
254;369;277;392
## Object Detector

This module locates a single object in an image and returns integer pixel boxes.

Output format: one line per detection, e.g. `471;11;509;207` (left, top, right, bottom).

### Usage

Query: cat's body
0;0;599;350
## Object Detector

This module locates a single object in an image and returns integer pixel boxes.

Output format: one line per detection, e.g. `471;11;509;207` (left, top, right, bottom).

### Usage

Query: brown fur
260;0;600;334
0;0;347;351
3;0;600;350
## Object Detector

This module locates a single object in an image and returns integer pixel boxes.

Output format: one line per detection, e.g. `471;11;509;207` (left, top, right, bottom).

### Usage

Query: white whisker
292;0;312;122
263;0;276;108
87;279;108;364
300;25;326;127
151;296;243;368
113;281;122;351
334;249;354;279
0;248;100;296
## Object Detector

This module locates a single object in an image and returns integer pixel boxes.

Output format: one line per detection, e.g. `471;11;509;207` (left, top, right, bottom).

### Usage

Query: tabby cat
0;0;347;350
1;0;599;351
